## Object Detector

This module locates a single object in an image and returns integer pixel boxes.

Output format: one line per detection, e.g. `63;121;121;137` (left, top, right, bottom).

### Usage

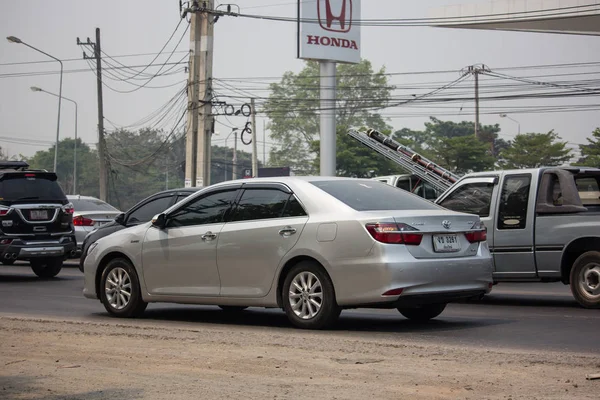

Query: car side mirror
114;213;126;226
151;213;167;229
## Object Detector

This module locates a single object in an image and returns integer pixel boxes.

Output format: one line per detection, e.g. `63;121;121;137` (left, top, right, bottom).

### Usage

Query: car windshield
310;179;443;211
0;173;66;202
71;199;119;212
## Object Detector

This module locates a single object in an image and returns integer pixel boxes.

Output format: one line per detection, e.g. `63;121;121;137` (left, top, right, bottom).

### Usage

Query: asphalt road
1;263;598;355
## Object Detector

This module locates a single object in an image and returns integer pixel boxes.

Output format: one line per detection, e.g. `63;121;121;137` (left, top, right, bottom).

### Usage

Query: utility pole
251;98;258;177
77;29;108;201
232;130;238;180
463;64;489;141
183;0;214;188
263;120;266;166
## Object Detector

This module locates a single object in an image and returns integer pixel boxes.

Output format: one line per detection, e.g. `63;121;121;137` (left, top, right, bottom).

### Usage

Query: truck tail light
365;222;422;245
73;216;94;226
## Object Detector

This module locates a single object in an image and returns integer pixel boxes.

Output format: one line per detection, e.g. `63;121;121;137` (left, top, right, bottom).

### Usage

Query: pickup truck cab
435;166;600;308
373;174;442;201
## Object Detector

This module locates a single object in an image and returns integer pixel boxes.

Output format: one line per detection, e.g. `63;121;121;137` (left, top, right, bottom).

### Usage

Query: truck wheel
282;261;341;330
570;251;600;309
398;303;447;321
31;258;63;278
100;258;147;318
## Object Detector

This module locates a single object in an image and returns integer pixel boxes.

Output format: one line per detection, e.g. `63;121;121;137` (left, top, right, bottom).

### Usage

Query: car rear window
310;180;442;211
70;199;119;212
0;173;66;202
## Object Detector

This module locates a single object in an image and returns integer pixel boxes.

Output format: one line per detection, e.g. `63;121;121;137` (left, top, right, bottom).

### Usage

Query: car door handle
278;226;297;237
201;232;217;241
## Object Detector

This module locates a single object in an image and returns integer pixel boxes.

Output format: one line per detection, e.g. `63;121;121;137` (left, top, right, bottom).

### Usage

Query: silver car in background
67;195;121;255
83;177;493;330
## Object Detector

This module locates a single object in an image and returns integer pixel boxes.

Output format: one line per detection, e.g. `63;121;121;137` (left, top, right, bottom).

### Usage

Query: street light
499;113;521;135
31;86;78;194
7;36;63;172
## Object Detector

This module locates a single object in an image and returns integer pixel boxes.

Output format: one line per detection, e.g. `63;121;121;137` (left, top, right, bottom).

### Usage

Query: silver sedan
83;177;493;329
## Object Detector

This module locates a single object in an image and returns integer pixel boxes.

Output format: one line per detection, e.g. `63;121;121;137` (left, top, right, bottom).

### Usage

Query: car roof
459;166;600;178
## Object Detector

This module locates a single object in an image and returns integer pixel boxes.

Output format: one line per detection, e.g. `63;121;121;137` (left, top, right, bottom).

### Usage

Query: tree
576;128;600;167
26;138;99;197
264;59;394;175
392;118;502;174
210;145;261;183
499;130;572;169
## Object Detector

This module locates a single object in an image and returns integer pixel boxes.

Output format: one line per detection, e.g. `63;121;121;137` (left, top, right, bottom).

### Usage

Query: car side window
230;188;291;222
439;182;494;217
497;175;531;230
175;194;192;204
282;195;307;217
127;196;174;226
166;189;238;228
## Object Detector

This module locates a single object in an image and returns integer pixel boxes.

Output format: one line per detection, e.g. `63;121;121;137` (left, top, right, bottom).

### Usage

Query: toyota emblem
442;220;452;230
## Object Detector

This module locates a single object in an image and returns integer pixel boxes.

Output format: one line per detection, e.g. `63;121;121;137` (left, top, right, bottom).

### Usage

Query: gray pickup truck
435;166;600;308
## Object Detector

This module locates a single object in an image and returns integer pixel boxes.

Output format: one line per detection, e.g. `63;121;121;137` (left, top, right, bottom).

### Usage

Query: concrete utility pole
77;29;108;201
251;98;258;177
184;0;214;188
232;130;238;180
463;64;489;141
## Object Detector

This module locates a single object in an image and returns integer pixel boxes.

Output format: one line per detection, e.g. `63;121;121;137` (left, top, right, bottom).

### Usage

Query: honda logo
317;0;352;33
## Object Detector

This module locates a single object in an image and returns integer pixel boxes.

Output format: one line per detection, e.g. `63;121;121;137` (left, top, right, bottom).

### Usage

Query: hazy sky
2;0;600;161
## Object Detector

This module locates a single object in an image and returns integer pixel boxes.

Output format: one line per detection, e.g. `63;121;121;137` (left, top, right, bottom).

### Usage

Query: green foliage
576;128;600;167
210;145;260;183
26;138;99;197
392;117;500;174
264;59;393;175
499;130;572;169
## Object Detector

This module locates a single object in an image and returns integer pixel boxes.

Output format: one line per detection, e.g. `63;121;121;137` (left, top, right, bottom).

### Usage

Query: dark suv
0;161;76;277
79;187;201;271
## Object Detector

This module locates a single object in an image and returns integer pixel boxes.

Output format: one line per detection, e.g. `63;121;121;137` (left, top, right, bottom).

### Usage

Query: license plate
433;234;461;253
30;210;48;220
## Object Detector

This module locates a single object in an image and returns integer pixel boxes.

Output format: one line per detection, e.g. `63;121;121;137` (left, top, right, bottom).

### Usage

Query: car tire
1;259;15;266
218;306;248;312
99;258;147;318
570;251;600;309
282;261;341;330
30;257;63;278
398;303;447;321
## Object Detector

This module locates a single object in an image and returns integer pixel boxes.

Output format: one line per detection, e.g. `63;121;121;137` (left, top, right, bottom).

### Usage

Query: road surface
0;264;597;354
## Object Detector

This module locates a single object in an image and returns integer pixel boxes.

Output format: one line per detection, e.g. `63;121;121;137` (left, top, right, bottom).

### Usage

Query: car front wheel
282;261;341;330
30;257;63;278
398;303;447;321
100;258;147;318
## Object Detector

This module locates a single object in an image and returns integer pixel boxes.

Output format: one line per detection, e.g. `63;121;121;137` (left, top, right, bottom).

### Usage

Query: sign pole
320;60;336;176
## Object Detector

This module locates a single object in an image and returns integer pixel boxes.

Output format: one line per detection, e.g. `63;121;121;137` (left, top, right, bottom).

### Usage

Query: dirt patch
0;315;597;399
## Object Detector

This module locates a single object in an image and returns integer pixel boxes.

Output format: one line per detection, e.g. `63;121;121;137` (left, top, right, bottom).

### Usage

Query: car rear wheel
100;258;147;318
398;303;447;321
30;257;63;278
218;306;248;312
570;251;600;309
282;261;341;330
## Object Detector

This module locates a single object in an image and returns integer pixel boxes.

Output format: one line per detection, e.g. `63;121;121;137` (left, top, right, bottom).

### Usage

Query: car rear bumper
328;242;494;307
0;236;77;261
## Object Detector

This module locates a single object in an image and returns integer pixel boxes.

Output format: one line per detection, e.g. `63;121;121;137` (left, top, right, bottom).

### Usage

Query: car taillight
73;215;94;226
465;230;487;243
0;206;9;216
62;202;74;215
365;222;422;245
465;221;487;243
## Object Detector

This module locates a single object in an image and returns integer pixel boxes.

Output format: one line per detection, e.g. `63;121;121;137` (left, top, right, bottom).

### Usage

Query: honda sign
298;0;361;64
